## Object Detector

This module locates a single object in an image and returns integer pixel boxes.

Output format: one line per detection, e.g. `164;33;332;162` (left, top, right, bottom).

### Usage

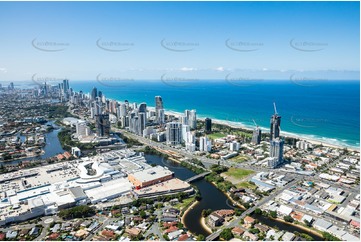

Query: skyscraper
268;138;284;168
270;104;281;140
185;109;197;129
63;79;69;92
205;118;212;133
91;87;98;101
96;114;110;137
166;122;182;146
155;96;164;124
251;127;262;144
199;137;212;152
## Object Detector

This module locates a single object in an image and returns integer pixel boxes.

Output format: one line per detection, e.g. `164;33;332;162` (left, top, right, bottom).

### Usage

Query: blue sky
0;1;359;82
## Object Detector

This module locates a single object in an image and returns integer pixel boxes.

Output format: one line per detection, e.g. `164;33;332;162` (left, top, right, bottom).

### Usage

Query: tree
220;228;234;241
234;208;242;216
201;209;212;217
303;219;312;227
254;208;262;215
139;210;147;219
269;211;277;218
284;215;294;223
322;232;341;241
197;234;205;241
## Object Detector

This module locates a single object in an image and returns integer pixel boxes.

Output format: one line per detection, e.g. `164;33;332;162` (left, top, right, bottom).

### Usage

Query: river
145;154;324;240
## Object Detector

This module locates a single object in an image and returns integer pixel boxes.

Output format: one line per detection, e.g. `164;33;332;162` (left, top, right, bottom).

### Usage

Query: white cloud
0;68;7;73
180;67;197;72
215;66;225;72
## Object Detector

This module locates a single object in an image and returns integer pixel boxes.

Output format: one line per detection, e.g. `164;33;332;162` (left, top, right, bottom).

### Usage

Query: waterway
145;154;325;240
4;121;65;166
252;214;324;241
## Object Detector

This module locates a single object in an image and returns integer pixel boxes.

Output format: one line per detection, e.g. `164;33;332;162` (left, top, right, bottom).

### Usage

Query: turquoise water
70;80;360;148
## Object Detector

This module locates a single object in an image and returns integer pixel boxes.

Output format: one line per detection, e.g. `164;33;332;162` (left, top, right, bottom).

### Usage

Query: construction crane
273;102;278;115
252;119;258;128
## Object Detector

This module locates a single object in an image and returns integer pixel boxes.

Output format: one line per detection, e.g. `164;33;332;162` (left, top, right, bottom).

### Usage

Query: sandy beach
200;217;213;234
181;200;199;225
158;107;359;152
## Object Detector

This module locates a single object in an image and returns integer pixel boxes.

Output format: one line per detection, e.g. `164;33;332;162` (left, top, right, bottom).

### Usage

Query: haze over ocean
68;80;359;149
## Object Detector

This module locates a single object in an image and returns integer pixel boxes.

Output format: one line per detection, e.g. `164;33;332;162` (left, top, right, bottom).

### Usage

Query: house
243;231;259;241
282;232;295;241
19;229;30;237
178;234;189;241
125;227;141;237
254;224;269;233
163;221;178;229
6;230;18;240
232;227;245;236
243;216;255;225
0;233;5;240
214;209;235;218
350;220;360;228
313;218;332;232
168;230;183;240
277;204;293;216
75;229;89;239
29;227;40;236
48;233;60;240
51;223;60;233
208;214;224;228
164;226;179;234
101;230;116;239
302;214;313;224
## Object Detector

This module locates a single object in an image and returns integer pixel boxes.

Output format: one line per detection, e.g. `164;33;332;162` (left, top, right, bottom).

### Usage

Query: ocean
68;79;359;149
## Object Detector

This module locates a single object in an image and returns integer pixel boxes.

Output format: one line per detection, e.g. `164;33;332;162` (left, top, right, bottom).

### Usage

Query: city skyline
0;1;359;81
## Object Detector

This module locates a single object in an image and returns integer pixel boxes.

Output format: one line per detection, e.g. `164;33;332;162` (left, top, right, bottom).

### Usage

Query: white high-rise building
296;140;312;150
157;109;165;124
199;137;212;152
180;116;188;125
76;121;91;136
268;138;284;168
229;141;240;151
182;125;190;143
186;109;197;129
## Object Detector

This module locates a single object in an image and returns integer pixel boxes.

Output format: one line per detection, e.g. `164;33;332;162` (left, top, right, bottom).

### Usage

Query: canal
145;154;324;240
5;121;65;166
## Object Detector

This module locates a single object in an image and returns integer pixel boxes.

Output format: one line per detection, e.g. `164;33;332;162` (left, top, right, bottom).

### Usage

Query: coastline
159;108;359;151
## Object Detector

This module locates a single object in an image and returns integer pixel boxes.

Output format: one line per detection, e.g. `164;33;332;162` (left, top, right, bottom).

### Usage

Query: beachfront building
185;109;197;129
268;138;284;168
270;113;281;141
155;96;165;124
251;127;262;144
205;117;212;133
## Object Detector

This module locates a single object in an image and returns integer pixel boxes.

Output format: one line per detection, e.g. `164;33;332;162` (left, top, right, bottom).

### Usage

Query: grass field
174;197;195;210
224;167;255;180
230;155;249;163
207;132;226;139
236;181;257;189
